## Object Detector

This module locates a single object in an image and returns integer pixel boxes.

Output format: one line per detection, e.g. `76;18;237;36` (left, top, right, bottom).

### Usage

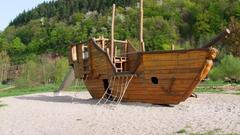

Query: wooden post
101;35;105;49
111;4;116;62
124;40;128;57
171;44;175;50
140;0;145;52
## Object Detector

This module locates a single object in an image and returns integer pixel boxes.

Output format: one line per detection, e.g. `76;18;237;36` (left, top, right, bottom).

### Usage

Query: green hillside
0;0;240;64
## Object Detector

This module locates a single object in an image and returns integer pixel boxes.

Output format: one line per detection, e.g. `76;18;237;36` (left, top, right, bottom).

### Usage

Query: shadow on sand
15;94;174;107
15;94;98;105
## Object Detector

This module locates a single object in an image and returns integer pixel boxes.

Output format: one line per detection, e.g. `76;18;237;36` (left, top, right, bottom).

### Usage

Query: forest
0;0;240;86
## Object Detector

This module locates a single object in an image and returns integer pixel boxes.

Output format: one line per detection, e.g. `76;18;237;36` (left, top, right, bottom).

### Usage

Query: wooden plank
143;68;202;74
143;52;208;61
143;61;205;67
143;64;205;70
143;54;207;61
126;94;181;101
125;98;180;104
126;43;140;72
144;72;199;79
89;41;114;76
125;90;185;95
143;59;205;67
129;78;194;84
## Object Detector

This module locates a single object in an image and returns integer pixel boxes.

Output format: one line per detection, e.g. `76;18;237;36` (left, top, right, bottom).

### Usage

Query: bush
0;51;10;83
54;57;69;84
15;60;41;88
209;55;240;81
15;56;69;88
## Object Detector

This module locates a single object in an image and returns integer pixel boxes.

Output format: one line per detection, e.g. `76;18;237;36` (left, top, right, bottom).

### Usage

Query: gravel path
0;92;240;135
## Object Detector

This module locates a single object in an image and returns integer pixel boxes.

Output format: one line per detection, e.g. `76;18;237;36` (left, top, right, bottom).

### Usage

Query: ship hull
69;39;217;104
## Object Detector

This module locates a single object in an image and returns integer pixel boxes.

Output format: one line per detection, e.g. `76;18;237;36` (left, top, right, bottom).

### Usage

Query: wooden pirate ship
67;1;231;105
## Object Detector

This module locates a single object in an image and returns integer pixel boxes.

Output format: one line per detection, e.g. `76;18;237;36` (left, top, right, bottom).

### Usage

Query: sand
0;92;240;135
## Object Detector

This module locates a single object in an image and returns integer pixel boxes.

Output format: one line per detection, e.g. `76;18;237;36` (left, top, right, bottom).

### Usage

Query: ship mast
111;4;116;62
140;0;145;52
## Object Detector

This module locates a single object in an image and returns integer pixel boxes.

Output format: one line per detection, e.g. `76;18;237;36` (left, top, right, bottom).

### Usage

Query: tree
224;18;240;57
193;12;212;46
144;16;179;51
2;0;240;65
10;37;26;54
70;12;84;24
0;33;9;51
48;22;74;55
8;37;26;63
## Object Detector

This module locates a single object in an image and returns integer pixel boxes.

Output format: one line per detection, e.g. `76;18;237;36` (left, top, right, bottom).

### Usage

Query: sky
0;0;51;31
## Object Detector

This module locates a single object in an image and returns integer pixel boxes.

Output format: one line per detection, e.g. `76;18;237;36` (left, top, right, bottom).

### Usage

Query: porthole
151;77;158;84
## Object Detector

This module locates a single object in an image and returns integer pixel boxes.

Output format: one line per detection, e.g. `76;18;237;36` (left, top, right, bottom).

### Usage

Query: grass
200;80;226;85
189;132;240;135
0;84;57;98
0;82;86;98
196;87;224;93
0;83;10;89
196;87;240;95
0;101;7;108
196;80;225;93
176;129;187;134
176;128;239;135
234;92;240;95
0;104;7;108
196;80;240;95
189;129;221;135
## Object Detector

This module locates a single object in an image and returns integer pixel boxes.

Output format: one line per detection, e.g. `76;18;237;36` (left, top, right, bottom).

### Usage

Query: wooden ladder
114;57;127;72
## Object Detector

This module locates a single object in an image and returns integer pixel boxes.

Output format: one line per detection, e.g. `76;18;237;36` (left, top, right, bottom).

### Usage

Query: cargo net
96;74;134;105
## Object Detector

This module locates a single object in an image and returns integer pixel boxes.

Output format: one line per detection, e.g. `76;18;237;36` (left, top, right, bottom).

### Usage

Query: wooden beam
111;4;116;62
140;0;145;52
94;38;127;44
114;39;128;44
202;28;231;48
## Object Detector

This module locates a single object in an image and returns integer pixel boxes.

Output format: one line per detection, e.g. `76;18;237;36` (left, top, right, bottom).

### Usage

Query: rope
103;76;116;104
116;75;134;105
112;76;122;102
111;76;121;103
115;76;127;104
96;76;114;105
96;74;134;106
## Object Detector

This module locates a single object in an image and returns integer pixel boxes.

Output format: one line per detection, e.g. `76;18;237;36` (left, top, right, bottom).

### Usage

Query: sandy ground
0;92;240;135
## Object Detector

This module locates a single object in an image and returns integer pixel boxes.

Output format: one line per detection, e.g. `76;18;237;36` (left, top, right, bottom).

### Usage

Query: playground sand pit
0;92;240;135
